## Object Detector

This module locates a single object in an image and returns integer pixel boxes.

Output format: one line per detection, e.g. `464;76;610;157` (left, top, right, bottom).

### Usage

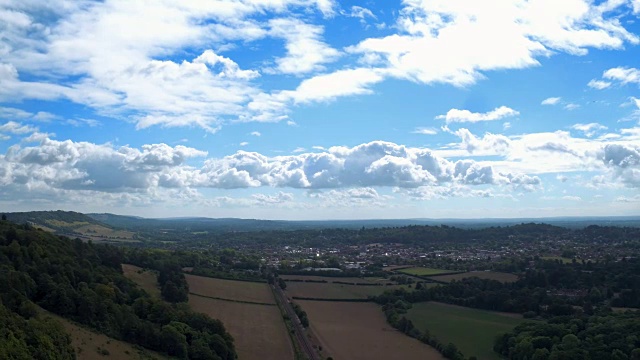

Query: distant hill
1;211;138;241
3;210;107;231
88;213;640;232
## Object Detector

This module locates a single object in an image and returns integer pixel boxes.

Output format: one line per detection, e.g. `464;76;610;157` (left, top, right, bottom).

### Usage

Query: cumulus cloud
436;106;519;124
571;123;607;137
268;18;340;75
587;79;611;89
541;97;562;105
601;144;640;188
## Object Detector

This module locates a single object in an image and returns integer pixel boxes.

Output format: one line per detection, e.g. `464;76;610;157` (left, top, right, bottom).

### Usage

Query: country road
272;284;320;360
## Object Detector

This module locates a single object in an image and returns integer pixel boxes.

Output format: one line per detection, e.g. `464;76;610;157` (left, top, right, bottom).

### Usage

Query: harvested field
428;271;518;283
407;302;527;360
189;294;293;360
397;267;453;276
299;300;444;360
44;311;168;360
281;275;390;284
185;274;274;304
285;281;411;299
122;264;161;298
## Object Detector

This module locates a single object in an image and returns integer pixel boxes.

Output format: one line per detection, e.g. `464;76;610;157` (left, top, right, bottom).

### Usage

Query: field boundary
186;270;267;283
189;292;276;306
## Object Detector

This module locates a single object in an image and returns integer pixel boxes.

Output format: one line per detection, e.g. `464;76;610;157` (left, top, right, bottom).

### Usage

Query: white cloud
348;0;638;87
564;103;580;110
347;6;377;23
562;195;582;201
571;123;607;137
436;106;519;124
250;131;261;137
541;97;562;105
268;18;340;75
412;127;438;135
603;66;640;84
239;142;249;147
292;147;306;153
587;79;611;89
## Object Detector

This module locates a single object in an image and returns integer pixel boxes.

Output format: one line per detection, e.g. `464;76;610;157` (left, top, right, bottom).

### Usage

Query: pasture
299;300;445;360
406;302;527;360
428;271;518;283
285;281;404;299
185;274;275;304
280;275;390;284
189;294;294;360
397;267;453;276
122;264;161;298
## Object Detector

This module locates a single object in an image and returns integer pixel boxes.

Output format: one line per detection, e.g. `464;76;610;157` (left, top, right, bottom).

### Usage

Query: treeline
494;312;640;360
291;302;309;328
382;300;468;360
0;220;236;359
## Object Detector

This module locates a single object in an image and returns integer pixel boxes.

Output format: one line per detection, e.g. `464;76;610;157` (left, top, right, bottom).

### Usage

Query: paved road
272;284;320;360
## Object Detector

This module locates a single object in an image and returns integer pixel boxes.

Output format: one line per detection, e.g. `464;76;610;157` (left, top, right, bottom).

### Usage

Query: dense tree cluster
0;220;236;359
494;312;640;360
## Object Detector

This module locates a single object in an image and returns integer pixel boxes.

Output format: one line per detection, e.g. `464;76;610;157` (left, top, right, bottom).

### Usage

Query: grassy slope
406;302;527;360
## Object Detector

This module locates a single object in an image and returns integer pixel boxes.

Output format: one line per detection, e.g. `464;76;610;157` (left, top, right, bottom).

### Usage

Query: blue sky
0;0;639;219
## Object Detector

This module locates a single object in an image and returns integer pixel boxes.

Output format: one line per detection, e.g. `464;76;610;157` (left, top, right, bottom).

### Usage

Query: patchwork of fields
189;294;294;360
299;300;445;360
407;302;527;360
185;274;274;304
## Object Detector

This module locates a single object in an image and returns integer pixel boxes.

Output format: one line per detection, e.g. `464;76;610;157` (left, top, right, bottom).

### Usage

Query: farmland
299;300;445;360
280;275;390;284
185;274;274;304
406;302;527;360
285;281;408;299
122;264;161;298
427;271;518;283
397;267;454;276
189;294;294;360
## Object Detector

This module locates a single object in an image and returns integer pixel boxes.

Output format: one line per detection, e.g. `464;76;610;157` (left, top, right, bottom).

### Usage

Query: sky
0;0;639;220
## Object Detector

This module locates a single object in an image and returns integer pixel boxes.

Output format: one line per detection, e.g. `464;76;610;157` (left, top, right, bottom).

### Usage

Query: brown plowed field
189;295;294;360
185;274;274;304
299;301;445;360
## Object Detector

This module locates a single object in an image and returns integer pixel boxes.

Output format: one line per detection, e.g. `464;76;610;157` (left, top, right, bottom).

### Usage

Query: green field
541;256;575;264
397;267;453;276
406;302;528;360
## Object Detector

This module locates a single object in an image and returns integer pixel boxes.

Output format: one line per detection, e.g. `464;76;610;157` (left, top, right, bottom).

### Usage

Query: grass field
382;265;414;271
285;282;409;299
428;271;518;283
280;275;391;284
189;294;293;360
406;302;527;360
185;274;275;304
299;300;445;360
122;264;161;298
397;267;453;276
43;310;168;360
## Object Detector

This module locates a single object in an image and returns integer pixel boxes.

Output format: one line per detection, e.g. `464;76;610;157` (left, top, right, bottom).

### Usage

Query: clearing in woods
122;264;161;298
397;267;454;276
406;302;527;360
299;300;445;360
44;310;168;360
427;271;518;283
188;293;294;360
184;274;274;304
